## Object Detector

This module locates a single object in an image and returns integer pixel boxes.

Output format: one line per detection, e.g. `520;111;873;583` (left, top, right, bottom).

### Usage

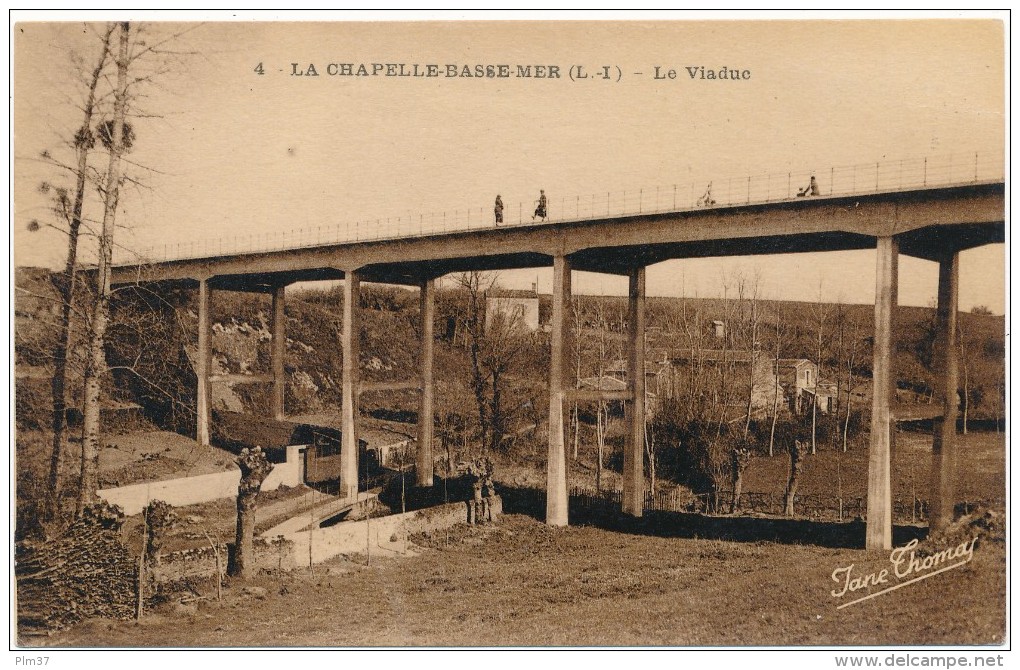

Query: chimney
531;282;537;294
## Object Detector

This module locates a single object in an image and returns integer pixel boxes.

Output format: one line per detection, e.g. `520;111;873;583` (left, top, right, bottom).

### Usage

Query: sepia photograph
10;11;1008;659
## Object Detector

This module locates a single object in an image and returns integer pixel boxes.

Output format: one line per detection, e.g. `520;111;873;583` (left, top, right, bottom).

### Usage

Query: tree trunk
730;448;751;513
812;305;825;455
46;26;113;522
962;361;969;435
768;309;782;458
784;440;804;516
842;354;855;453
230;447;273;580
595;402;604;491
645;422;655;497
744;349;754;438
769;373;779;458
78;22;129;516
233;491;256;579
489;370;502;453
572;402;579;461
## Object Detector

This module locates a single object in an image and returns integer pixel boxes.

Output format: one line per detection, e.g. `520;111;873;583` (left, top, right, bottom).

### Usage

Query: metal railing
123;151;1004;266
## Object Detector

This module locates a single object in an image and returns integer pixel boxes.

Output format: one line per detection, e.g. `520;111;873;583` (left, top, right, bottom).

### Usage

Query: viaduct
108;160;1004;551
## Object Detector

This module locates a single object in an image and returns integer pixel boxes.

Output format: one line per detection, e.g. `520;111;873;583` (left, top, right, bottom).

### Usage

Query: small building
776;358;835;414
577;374;657;416
663;349;780;412
485;285;540;332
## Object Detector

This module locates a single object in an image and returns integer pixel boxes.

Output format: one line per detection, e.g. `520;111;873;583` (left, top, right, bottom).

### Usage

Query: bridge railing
127;151;1003;265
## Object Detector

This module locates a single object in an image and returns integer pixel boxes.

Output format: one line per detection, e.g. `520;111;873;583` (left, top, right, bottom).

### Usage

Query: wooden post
930;252;960;532
196;277;212;446
867;237;898;551
271;285;286;421
341;271;361;500
417;278;435;487
622;267;646;516
546;255;571;526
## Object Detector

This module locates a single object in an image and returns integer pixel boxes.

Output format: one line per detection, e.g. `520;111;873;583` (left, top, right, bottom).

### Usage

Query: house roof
671;349;757;363
777;358;813;368
579;375;628;392
605;359;627;373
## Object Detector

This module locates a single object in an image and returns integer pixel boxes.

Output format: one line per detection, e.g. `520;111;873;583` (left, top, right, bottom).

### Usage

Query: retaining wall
98;445;305;515
281;497;500;568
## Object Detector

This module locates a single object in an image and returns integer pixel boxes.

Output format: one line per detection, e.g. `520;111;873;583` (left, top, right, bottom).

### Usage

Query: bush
15;378;51;432
650;399;760;510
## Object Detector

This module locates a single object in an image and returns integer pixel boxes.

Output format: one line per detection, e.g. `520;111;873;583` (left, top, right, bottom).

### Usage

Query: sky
12;16;1007;313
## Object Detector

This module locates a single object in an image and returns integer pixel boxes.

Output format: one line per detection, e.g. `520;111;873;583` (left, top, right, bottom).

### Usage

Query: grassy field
35;512;1004;647
741;430;1006;509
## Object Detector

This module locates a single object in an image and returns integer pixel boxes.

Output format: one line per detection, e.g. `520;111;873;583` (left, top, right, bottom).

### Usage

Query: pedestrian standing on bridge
798;175;820;197
532;189;548;221
494;195;504;225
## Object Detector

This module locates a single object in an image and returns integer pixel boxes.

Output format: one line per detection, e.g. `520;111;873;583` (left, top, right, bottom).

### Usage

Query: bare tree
737;273;763;438
808;281;831;455
784;439;804;516
455;272;531;454
677;295;705;424
766;302;790;457
730;446;752;513
571;295;585;461
41;24;116;522
78;21;130;513
591;296;613;491
958;320;971;435
833;302;865;452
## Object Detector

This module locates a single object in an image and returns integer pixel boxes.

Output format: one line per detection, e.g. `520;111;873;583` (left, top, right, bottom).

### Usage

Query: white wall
281;501;470;567
98;444;305;515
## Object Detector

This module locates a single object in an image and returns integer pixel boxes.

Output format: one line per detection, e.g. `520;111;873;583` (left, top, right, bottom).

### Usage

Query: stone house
775;358;836;414
485;285;540;332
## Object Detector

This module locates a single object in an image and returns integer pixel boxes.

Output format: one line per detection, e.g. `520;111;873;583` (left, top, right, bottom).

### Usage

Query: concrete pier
341;271;361;499
546;255;572;526
417;278;435;487
271;285;286;421
867;237;898;551
196;278;212;446
930;252;960;532
622;267;646;517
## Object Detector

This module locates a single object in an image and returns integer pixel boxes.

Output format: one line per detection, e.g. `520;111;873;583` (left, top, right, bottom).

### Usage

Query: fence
126;151;1004;265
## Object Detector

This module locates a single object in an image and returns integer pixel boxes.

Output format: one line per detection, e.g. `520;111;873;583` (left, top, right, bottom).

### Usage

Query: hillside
14;267;1006;435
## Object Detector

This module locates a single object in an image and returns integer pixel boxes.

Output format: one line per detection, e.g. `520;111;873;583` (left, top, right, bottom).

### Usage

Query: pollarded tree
784;439;805;516
229;447;274;580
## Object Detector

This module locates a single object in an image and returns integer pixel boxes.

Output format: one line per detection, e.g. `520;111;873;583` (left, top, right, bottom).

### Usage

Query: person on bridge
697;182;716;207
798;175;820;197
494;195;504;225
533;190;548;221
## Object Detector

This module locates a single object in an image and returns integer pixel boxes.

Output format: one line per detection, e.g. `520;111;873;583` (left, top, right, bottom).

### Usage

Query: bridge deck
110;180;1004;288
